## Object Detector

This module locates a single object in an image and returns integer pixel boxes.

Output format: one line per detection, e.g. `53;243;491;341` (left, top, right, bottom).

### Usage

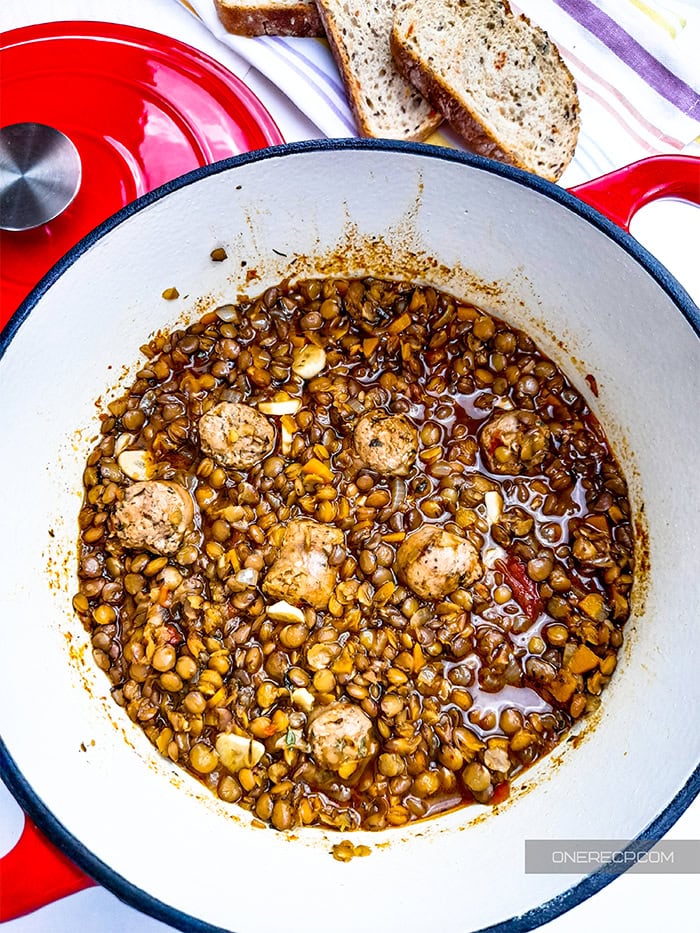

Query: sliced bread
314;0;442;141
391;0;580;180
214;0;324;37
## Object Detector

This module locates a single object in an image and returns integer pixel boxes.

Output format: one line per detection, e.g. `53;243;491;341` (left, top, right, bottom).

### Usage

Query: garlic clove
281;424;294;455
258;397;302;416
114;433;135;457
291;687;315;712
484;490;504;526
292;345;327;380
118;449;155;481
267;600;306;624
215;733;265;773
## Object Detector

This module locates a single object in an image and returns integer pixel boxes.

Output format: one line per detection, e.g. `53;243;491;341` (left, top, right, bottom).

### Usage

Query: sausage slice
396;526;482;600
479;409;551;475
308;702;376;772
112;480;194;555
262;519;344;610
353;410;418;476
199;402;274;470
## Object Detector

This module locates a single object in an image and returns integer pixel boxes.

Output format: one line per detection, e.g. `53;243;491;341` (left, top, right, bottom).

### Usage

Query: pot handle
568;154;700;232
0;814;95;920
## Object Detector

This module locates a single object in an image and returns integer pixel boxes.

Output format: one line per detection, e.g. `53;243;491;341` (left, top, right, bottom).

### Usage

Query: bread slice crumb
391;0;580;180
315;0;442;141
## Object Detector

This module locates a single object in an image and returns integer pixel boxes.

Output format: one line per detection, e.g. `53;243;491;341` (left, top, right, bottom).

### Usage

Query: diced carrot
227;549;241;572
301;457;334;483
362;337;379;357
608;505;624;523
567;644;600;674
332;646;355;675
382;531;406;542
388;312;411;334
578;593;607;621
413;643;425;672
352;520;373;532
549;670;578;703
609;587;629;619
206;687;227;709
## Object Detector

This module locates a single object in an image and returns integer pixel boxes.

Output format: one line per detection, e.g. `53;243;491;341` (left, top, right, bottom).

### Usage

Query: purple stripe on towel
553;0;699;117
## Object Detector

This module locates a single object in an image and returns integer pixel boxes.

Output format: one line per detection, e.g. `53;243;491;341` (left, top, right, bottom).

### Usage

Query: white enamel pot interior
1;141;698;933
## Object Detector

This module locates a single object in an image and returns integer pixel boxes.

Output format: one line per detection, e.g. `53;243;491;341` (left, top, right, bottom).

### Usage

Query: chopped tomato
491;781;511;805
488;432;503;455
496;554;543;623
165;624;183;646
580;409;606;443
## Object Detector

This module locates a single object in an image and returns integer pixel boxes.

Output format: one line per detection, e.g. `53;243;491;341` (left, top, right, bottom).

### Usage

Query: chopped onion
281;423;294;455
291;688;315;712
483;545;508;569
390;477;407;512
235;567;259;588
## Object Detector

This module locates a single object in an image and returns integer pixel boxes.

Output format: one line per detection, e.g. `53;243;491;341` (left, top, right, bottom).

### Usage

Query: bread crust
390;2;580;180
315;0;442;141
214;0;324;37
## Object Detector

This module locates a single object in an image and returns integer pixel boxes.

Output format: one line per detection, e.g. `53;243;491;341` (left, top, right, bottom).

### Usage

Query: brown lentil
76;274;634;833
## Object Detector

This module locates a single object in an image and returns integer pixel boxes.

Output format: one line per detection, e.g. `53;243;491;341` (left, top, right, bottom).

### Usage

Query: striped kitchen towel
180;0;700;185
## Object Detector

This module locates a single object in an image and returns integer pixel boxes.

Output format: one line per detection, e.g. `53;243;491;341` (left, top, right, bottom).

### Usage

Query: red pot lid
0;21;284;325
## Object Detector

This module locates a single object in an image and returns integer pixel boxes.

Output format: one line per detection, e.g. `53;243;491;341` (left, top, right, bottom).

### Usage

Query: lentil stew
74;275;634;832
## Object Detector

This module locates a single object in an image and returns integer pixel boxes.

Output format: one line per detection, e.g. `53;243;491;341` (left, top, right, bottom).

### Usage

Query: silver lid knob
0;123;82;231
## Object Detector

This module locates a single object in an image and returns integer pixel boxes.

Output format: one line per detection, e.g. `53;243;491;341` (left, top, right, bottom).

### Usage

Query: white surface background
1;1;698;930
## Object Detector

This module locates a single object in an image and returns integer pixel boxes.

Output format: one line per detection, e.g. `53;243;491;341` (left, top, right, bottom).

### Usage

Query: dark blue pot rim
1;139;698;933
